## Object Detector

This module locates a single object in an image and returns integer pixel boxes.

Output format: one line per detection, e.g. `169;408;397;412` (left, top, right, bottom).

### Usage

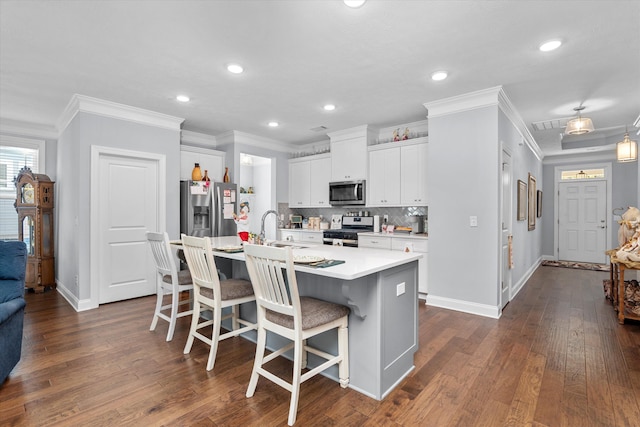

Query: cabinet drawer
279;230;300;241
301;231;323;243
391;238;428;253
359;235;392;250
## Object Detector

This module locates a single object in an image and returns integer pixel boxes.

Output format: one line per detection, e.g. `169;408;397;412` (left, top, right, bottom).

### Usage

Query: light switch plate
396;282;405;296
470;216;478;227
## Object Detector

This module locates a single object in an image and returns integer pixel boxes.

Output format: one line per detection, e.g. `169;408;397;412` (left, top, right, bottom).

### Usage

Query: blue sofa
0;240;27;385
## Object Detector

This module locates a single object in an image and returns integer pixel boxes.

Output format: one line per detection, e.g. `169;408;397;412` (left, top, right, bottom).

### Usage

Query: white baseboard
55;280;96;312
511;257;542;299
425;295;500;319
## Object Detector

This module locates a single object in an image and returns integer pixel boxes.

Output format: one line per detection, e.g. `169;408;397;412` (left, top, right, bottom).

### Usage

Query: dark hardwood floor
2;266;639;426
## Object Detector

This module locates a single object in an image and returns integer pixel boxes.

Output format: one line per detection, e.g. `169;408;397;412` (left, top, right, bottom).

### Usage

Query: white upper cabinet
328;125;374;182
288;153;330;208
400;142;428;205
309;155;331;207
289;159;311;207
368;146;401;206
180;146;225;182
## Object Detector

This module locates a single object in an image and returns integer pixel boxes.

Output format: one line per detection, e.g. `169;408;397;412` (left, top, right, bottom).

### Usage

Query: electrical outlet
384;214;389;223
396;282;405;296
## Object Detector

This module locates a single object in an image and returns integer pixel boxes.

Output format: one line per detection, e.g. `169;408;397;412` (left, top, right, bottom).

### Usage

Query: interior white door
558;180;607;264
501;150;512;309
98;152;159;303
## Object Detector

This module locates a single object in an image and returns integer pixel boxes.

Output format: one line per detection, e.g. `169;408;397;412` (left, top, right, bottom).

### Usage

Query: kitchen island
208;236;422;400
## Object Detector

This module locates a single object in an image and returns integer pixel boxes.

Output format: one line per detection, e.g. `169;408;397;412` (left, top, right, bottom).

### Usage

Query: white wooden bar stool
180;234;256;371
146;231;193;342
243;244;350;426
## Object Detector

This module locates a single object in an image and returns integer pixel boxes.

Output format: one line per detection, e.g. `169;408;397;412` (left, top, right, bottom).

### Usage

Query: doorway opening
239;153;276;240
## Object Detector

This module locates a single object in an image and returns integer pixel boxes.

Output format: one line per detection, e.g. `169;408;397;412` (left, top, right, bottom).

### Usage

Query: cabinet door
401;143;428;205
331;137;367;181
309;156;331;207
368;147;400;206
289;160;310;207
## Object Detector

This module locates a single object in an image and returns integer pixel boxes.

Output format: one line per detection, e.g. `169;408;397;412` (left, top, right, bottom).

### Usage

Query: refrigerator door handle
215;185;220;236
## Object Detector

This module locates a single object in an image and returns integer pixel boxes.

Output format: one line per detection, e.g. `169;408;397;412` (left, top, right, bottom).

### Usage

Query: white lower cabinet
278;229;324;244
358;235;392;250
360;234;428;297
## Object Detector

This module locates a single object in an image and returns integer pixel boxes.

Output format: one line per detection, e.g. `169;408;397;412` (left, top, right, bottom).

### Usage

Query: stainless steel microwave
329;180;366;206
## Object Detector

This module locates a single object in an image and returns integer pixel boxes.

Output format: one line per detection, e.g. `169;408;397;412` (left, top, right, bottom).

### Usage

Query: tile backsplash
278;203;427;228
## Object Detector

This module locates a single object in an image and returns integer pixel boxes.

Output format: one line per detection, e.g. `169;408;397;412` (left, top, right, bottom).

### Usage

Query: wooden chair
243;244;350;426
180;234;256;371
146;231;194;342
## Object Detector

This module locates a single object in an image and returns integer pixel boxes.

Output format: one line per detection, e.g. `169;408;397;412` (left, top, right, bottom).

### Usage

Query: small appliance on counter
409;215;425;234
290;215;303;229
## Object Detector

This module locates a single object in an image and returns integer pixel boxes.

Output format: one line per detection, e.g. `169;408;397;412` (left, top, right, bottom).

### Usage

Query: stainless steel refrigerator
180;181;238;237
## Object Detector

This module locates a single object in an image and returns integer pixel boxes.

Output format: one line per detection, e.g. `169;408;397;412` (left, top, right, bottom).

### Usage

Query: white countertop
206;236;422;281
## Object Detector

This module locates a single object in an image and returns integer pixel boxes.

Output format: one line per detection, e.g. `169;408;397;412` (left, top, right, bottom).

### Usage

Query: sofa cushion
0;297;26;323
0;241;27;304
0;241;27;281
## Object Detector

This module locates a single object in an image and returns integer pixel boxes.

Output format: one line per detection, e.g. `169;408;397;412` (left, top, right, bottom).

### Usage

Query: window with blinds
0;143;41;240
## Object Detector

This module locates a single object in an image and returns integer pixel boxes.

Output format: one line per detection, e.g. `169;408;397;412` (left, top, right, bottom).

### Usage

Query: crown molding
0;118;58;140
57;94;184;133
216;130;293;153
181;130;217;148
424;86;543;161
423;86;504;118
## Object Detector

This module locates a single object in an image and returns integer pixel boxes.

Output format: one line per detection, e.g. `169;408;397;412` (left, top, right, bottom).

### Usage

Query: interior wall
56;111;181;308
427;105;500;309
541;153;638;258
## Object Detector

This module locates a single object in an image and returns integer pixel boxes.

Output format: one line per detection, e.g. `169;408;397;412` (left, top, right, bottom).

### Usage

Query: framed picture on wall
537;190;543;218
528;173;536;230
517;180;527;221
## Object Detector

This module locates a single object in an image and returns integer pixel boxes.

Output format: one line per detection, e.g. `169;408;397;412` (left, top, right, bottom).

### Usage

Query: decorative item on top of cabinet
14;167;55;293
223;167;230;183
202;170;210;182
192;163;203;181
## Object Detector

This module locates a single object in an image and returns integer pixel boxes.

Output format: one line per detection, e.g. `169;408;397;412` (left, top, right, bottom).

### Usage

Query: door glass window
561;168;605;180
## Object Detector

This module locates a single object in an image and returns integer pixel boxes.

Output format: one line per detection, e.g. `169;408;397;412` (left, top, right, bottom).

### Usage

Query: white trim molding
423;86;543;161
58;94;184;133
425;294;501;319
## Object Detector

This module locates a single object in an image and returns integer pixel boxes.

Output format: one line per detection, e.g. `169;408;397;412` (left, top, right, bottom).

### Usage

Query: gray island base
208;236;421;400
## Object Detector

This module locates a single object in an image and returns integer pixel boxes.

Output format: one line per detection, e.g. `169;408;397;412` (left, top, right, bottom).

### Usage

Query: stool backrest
181;234;221;301
243;244;302;325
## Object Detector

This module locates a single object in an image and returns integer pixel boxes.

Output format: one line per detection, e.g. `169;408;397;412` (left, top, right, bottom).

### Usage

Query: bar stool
180;234;256;371
146;231;193;342
243;244;350;426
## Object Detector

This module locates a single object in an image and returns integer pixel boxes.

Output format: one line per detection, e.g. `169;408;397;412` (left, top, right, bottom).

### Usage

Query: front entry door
558;180;607;264
97;150;160;304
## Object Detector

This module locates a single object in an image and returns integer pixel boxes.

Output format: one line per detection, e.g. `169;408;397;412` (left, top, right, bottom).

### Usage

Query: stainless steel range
323;215;374;247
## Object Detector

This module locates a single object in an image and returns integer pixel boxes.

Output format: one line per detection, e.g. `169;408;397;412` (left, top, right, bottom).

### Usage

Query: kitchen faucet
259;210;279;243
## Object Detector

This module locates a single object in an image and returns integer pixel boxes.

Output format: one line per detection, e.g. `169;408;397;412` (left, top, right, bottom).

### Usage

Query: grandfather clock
14;166;55;293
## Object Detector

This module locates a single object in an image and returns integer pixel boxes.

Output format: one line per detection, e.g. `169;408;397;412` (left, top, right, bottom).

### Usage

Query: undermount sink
269;241;309;250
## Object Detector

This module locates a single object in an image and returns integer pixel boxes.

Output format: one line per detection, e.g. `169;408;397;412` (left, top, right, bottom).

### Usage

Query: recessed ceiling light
539;40;562;52
344;0;366;8
324;104;336;111
268;121;279;127
227;64;244;74
431;71;448;81
176;95;190;102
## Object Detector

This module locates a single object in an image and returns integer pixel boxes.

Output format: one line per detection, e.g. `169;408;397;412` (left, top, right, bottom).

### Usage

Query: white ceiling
1;0;639;157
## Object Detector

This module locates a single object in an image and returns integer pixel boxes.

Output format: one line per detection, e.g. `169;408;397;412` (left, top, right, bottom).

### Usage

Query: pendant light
565;106;595;135
616;130;638;162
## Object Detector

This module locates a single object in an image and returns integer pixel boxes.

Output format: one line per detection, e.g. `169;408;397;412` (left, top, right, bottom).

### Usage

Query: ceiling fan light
617;132;638;162
565;117;594;135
